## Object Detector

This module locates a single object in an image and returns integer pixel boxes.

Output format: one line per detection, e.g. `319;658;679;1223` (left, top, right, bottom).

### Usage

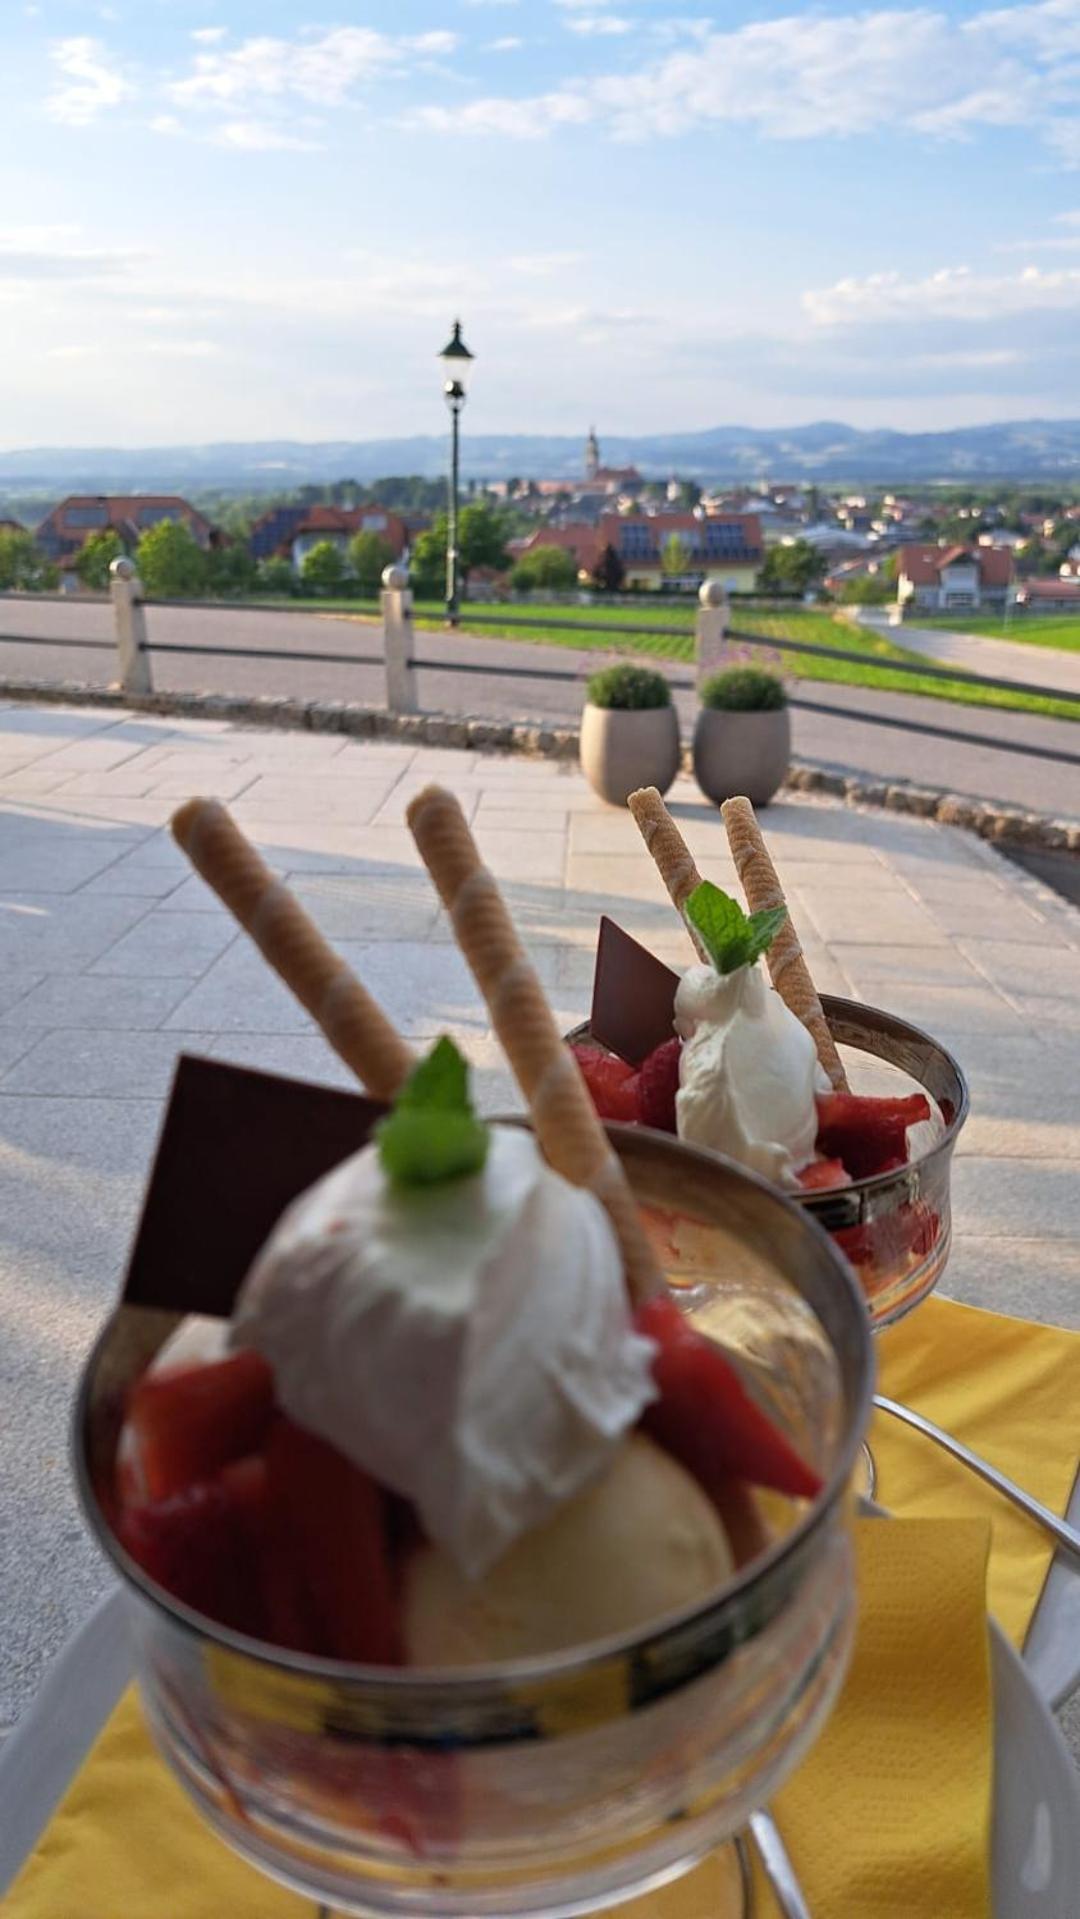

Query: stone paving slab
1;702;1079;1740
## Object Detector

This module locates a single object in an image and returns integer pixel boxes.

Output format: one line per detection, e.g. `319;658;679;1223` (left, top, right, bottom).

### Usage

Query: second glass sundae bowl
570;993;969;1333
796;994;969;1329
75;1126;873;1918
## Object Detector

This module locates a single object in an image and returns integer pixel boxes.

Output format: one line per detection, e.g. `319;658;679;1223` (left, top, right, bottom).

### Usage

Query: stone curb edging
1;674;1076;855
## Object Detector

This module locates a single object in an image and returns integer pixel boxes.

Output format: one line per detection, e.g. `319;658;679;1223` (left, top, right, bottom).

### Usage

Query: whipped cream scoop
674;960;824;1185
230;1124;656;1579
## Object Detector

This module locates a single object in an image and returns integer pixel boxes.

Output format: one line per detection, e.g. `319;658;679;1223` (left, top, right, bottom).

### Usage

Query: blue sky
2;0;1079;448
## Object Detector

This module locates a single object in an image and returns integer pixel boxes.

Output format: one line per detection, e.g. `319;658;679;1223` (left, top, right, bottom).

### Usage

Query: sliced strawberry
265;1417;400;1666
796;1157;851;1192
116;1477;265;1635
635;1293;823;1502
833;1201;941;1283
126;1350;275;1503
637;1037;681;1134
815;1090;931;1181
570;1044;641;1123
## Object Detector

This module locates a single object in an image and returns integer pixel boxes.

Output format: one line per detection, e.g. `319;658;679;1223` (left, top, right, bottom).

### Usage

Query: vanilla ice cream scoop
675;961;825;1186
403;1432;733;1666
230;1124;657;1579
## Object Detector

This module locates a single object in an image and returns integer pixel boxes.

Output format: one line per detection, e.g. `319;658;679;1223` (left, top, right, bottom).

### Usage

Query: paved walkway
2;701;1079;1746
3;596;1079;819
859;609;1080;697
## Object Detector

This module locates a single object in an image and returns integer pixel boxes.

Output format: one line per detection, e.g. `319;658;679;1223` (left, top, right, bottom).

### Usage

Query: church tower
585;426;600;482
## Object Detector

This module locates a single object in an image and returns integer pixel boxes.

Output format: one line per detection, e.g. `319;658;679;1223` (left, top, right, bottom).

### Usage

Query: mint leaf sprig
685;880;787;976
376;1036;490;1186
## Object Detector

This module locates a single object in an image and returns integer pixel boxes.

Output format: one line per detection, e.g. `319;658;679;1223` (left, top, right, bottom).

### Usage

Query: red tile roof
519;523;602;571
291;505;408;553
1017;578;1080;602
897;543;1013;588
35;494;214;560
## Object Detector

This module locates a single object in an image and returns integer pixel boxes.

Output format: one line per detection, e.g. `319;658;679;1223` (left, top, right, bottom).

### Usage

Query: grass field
263;595;1079;723
917;612;1080;653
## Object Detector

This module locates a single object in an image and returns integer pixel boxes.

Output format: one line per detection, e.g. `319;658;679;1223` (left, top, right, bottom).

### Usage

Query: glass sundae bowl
570;993;969;1334
74;1125;873;1919
786;993;968;1330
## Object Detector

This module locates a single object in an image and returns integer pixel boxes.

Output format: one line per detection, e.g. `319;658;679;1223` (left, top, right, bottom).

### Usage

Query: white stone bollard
381;563;418;714
695;577;730;687
109;556;152;695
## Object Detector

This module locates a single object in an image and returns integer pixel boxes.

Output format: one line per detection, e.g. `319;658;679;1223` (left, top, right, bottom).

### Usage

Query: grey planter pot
579;703;681;808
692;706;791;808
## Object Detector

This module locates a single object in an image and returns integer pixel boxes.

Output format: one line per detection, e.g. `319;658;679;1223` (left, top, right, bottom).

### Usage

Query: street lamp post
438;319;474;627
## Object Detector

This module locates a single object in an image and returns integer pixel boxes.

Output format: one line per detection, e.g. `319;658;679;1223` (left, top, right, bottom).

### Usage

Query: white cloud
913;348;1026;369
566;14;631;33
486;36;524;50
803;264;1080;326
1055;211;1080;227
171;27;457;108
191;27;228;45
1047;119;1080;167
213;119;323;151
416;0;1079;153
417;89;592;137
140;339;222;357
46;36;131;125
0;225;137;278
974;0;1080;56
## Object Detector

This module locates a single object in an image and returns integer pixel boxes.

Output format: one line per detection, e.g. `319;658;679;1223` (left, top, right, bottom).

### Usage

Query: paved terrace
1;701;1079;1742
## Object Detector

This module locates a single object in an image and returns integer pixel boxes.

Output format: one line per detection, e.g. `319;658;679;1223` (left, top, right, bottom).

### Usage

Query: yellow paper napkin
875;1294;1080;1646
5;1518;992;1919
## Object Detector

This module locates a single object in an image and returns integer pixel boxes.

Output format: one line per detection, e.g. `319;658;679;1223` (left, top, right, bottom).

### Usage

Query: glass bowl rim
567;990;969;1201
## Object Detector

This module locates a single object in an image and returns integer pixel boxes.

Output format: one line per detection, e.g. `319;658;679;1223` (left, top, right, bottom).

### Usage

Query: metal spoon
874;1394;1080;1566
749;1809;812;1918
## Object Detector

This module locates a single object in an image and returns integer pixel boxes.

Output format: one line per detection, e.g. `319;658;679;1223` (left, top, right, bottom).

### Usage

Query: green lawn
261;594;1078;723
916;612;1080;653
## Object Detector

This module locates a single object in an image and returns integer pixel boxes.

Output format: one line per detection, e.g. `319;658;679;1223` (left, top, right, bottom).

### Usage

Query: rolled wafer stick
406;783;662;1308
171;797;414;1101
720;795;848;1092
627;786;708;960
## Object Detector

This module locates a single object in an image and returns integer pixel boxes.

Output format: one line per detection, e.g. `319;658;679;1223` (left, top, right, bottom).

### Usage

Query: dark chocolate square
589;917;681;1066
122;1054;386;1317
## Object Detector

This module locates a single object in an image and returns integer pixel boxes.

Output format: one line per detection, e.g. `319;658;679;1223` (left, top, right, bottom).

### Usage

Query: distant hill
1;419;1078;493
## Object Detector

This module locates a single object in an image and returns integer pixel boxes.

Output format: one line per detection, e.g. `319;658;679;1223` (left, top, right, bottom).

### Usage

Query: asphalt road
857;609;1080;697
1;595;1077;819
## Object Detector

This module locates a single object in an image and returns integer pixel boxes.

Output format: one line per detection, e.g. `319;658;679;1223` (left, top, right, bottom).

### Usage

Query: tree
408;504;509;599
300;539;348;596
511;544;578;592
834;576;894;606
672;480;702;509
758;540;826;596
661;533;693;578
75;528;124;591
205;540;257;598
457;502;509;583
257;554;296;596
0;528;57;591
135;519;209;598
408;526;445;599
592;543;625;593
348;530;395;596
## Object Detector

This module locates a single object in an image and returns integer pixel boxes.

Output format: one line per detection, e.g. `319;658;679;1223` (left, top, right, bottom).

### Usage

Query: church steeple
585;425;600;481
